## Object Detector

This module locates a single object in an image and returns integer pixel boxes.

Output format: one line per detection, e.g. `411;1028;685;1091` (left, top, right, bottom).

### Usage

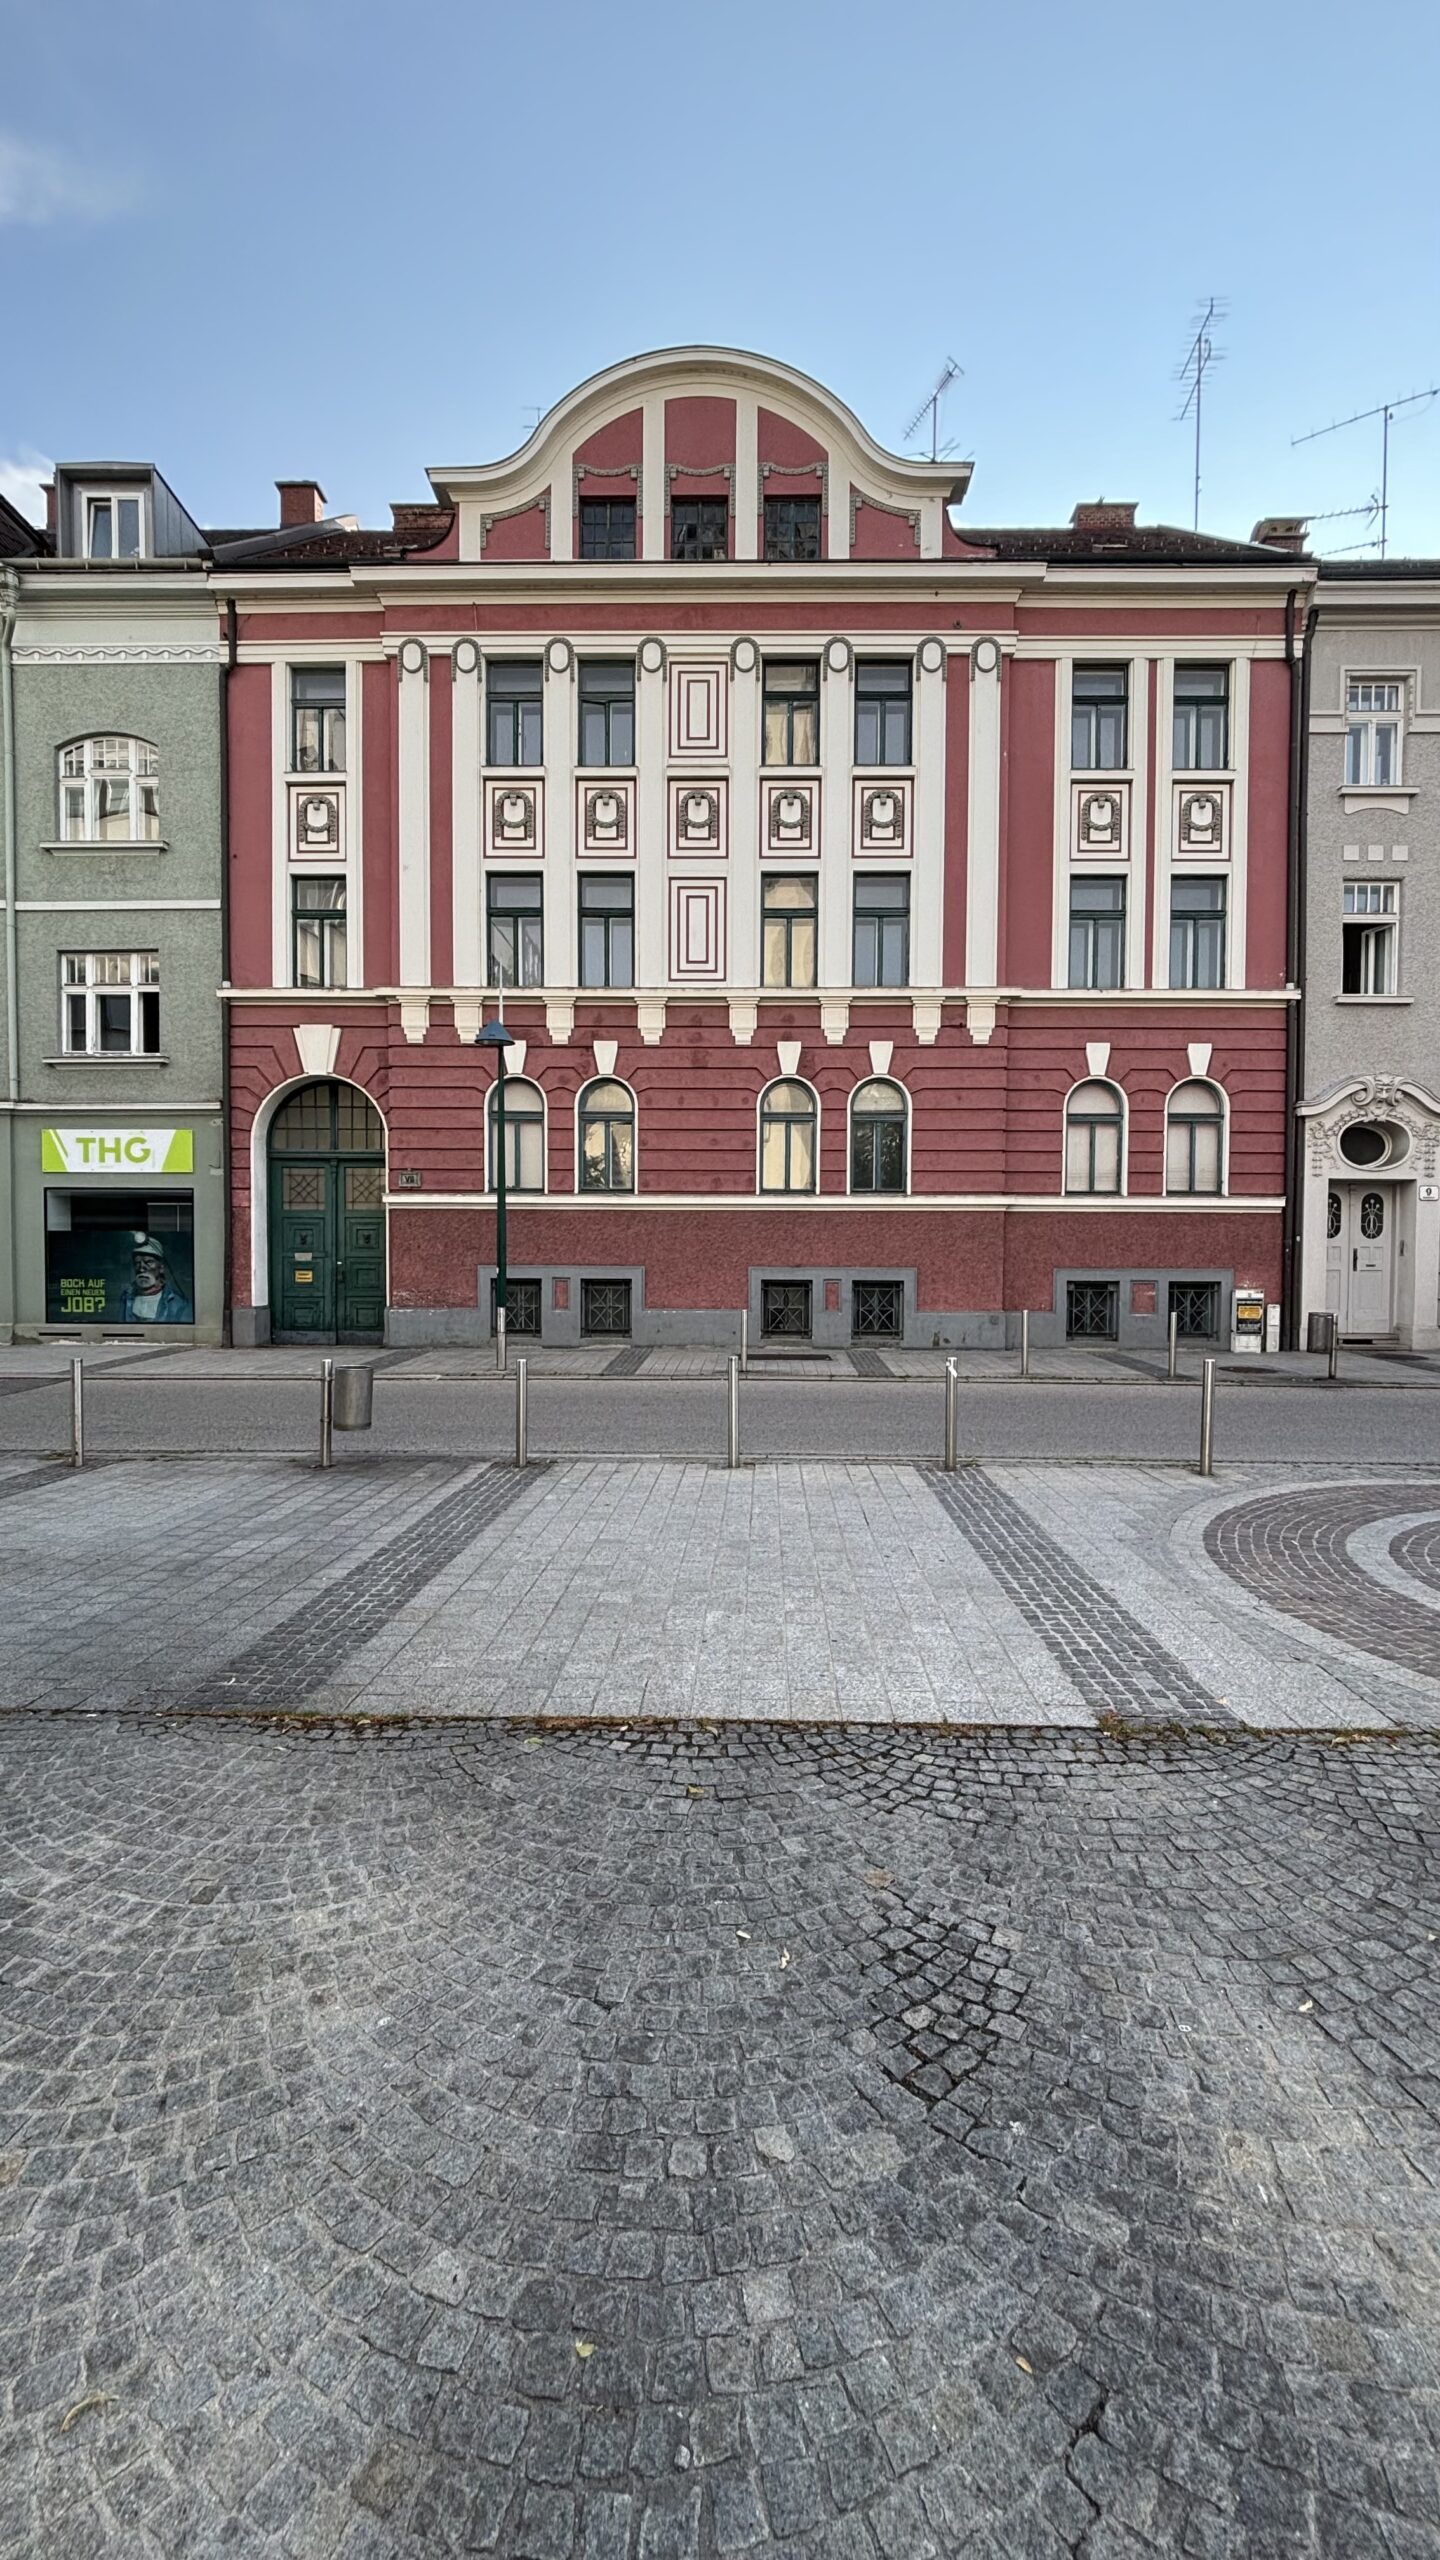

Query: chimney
1251;515;1309;553
1071;499;1138;532
42;480;57;539
276;478;327;527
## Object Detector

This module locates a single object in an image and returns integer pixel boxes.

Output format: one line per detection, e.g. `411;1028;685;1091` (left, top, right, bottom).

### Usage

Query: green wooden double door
270;1156;385;1341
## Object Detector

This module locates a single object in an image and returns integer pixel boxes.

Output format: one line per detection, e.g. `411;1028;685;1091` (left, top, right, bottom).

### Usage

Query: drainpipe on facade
1;567;19;1347
219;598;236;1342
1280;587;1316;1348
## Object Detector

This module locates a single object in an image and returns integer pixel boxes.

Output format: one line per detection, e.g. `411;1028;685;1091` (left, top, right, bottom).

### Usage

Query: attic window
85;493;145;560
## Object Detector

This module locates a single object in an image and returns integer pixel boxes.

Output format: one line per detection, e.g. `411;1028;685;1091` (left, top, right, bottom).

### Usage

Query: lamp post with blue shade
475;1017;513;1372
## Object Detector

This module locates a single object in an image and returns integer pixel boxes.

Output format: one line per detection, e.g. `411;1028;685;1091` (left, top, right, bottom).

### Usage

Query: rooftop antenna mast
1293;386;1438;559
1174;298;1226;532
904;358;962;463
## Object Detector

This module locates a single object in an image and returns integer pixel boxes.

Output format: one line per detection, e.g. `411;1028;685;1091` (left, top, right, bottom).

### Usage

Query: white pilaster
965;644;1002;986
1126;652;1148;990
271;658;288;987
396;643;430;987
642;393;665;561
451;643;483;986
819;651;853;986
551;477;572;562
1230;656;1251;986
636;656;666;985
546;652;576;987
913;651;947;985
347;657;365;989
829;467;849;561
733;393;758;560
729;652;760;985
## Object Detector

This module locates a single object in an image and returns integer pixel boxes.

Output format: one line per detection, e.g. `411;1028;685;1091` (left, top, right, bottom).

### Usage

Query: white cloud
0;450;54;527
0;132;137;226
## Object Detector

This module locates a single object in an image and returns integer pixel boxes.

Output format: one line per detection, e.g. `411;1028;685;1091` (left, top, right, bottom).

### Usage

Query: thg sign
41;1128;194;1174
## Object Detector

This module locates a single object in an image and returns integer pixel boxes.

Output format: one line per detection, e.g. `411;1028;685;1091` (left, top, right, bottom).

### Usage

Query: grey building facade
0;466;225;1344
1298;563;1440;1348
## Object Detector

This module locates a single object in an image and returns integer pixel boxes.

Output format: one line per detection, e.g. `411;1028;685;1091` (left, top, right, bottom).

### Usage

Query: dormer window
85;493;144;560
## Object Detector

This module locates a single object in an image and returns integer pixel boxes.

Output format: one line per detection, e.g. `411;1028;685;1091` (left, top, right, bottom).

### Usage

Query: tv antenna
1293;387;1438;559
1174;297;1226;531
1304;498;1383;558
904;358;962;463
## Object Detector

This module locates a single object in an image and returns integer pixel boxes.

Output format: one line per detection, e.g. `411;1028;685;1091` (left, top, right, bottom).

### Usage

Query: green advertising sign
41;1126;194;1175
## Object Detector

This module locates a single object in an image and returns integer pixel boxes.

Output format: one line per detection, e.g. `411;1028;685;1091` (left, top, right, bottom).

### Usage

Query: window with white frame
290;667;347;774
759;1079;818;1193
58;737;160;843
1165;1080;1224;1194
84;492;145;560
1345;680;1403;787
487;1077;546;1193
1342;882;1398;993
60;951;160;1055
1064;1079;1123;1194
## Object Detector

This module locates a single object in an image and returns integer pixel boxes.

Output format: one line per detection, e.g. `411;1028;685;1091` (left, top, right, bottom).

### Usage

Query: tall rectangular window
86;494;143;559
762;661;820;765
1068;876;1126;988
291;667;346;773
60;951;160;1055
670;498;728;561
764;496;821;561
1173;665;1229;769
292;877;347;989
1169;876;1227;988
854;661;912;765
486;660;543;766
1342;882;1398;993
1345;680;1403;787
852;874;910;986
487;873;544;988
578;874;634;987
1071;665;1128;769
578;662;635;767
761;875;818;988
579;498;636;560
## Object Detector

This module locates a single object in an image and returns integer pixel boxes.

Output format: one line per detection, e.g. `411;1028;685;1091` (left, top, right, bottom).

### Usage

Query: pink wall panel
850;501;920;560
428;654;453;988
1000;658;1055;988
665;395;736;469
362;660;397;985
226;664;272;989
1246;658;1292;988
480;503;550;561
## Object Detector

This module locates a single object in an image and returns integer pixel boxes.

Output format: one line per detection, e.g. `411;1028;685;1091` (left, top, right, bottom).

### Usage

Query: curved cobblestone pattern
2;1718;1437;2557
1205;1480;1440;1678
1391;1516;1440;1597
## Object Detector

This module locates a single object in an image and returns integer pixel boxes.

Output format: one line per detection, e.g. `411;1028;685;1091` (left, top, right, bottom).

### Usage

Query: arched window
578;1079;635;1192
1165;1080;1224;1195
1064;1080;1124;1195
759;1079;818;1193
59;737;160;843
850;1078;907;1193
488;1077;546;1194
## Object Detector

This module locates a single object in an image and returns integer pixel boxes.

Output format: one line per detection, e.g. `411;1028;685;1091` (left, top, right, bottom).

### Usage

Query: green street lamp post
475;1018;514;1372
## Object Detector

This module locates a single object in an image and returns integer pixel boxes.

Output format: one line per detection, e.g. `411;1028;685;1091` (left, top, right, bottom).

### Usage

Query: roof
0;490;49;558
952;523;1309;567
1317;556;1440;581
205;512;454;568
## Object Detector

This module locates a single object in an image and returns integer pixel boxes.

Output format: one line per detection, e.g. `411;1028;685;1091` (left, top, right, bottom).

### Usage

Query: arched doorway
267;1081;385;1342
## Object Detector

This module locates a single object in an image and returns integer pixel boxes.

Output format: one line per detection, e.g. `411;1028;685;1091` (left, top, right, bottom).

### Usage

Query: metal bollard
943;1356;959;1471
1167;1309;1179;1383
320;1356;334;1470
70;1355;84;1469
514;1357;528;1468
739;1309;748;1377
1198;1355;1216;1476
1020;1309;1031;1380
495;1304;507;1377
726;1354;740;1468
1328;1326;1340;1384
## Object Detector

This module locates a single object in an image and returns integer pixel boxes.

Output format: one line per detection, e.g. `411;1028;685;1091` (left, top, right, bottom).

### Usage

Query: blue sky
4;0;1439;555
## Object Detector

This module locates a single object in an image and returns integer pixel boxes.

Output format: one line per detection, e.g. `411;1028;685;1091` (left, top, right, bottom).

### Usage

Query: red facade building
217;348;1302;1351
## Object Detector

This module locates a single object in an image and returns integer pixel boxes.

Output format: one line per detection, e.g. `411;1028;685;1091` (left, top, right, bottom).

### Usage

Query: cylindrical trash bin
332;1363;375;1430
1306;1311;1337;1355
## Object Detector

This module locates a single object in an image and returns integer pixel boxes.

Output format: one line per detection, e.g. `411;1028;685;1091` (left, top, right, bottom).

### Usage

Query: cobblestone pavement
1;1717;1437;2560
6;1458;1440;1729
